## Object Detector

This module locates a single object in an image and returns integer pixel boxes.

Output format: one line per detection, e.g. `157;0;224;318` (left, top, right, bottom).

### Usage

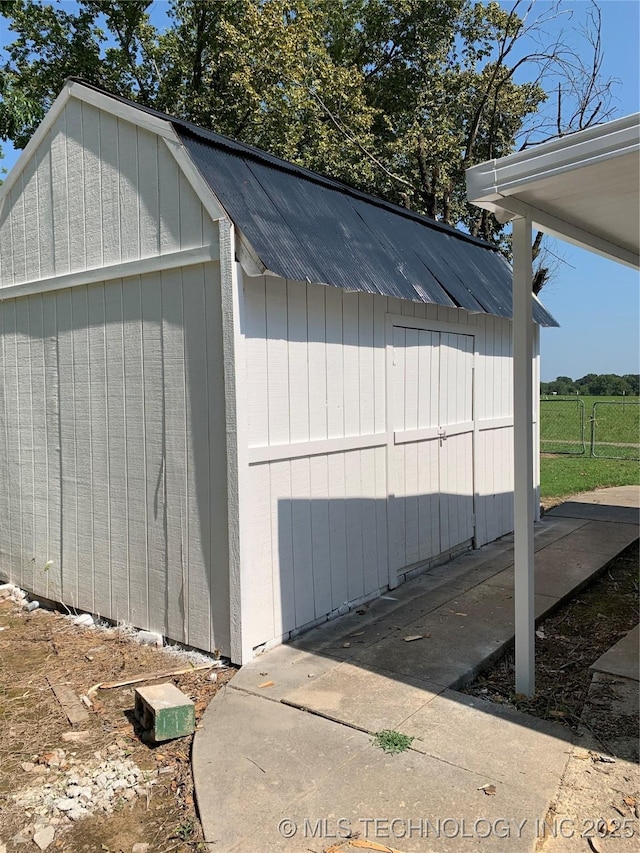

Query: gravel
13;747;154;844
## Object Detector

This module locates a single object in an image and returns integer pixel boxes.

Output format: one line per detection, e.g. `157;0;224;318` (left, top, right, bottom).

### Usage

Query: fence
591;400;640;460
539;398;586;455
540;398;640;461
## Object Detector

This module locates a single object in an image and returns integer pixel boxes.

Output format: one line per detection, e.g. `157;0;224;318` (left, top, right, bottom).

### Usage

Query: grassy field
540;455;640;502
539;395;640;501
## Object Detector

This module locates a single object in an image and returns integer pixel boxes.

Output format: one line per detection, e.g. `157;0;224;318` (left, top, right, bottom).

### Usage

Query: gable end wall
0;97;217;288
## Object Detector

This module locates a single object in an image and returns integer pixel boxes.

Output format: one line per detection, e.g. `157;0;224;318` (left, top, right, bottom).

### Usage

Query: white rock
135;630;163;647
33;826;55;851
68;807;86;821
54;798;74;811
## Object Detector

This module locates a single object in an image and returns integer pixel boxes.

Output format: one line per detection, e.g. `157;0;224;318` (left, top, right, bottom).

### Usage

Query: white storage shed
0;80;556;664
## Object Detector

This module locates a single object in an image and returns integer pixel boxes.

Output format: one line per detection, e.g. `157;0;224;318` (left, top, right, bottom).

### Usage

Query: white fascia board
0;81;176;216
163;137;271;277
0;84;74;211
163;136;226;224
467;113;640;203
69;81;176;139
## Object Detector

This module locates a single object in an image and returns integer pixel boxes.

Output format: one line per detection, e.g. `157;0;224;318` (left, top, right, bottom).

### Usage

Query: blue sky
1;1;638;382
525;0;640;381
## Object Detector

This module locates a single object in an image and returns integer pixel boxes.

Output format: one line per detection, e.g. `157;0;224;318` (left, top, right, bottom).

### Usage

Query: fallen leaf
342;642;351;648
478;784;496;796
623;795;637;808
536;629;545;639
351;631;365;637
259;680;274;688
403;635;425;642
549;709;568;718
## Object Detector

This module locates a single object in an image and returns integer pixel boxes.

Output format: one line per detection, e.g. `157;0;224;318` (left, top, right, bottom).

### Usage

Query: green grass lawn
540;455;640;502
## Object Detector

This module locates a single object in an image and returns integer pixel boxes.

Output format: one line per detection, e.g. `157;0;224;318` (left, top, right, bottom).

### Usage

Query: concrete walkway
194;487;639;852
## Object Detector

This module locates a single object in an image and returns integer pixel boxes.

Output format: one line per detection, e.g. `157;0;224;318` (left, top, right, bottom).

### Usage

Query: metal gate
591;401;640;460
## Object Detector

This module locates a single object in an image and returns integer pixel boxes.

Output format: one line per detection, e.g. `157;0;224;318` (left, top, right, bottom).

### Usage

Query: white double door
389;325;475;576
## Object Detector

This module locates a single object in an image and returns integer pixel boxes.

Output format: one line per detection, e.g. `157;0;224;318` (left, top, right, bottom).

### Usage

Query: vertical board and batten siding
0;263;230;654
0;96;216;287
473;314;517;547
242;274;526;652
0;96;231;654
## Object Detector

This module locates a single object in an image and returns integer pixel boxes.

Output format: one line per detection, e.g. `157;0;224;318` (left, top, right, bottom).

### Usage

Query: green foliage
541;374;640;397
0;0;615;276
373;729;414;753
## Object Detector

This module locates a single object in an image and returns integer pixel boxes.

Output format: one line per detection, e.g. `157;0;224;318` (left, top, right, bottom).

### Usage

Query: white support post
512;215;536;697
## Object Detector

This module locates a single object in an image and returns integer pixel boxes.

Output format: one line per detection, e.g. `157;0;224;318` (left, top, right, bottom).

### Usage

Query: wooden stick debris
84;662;215;705
47;676;90;725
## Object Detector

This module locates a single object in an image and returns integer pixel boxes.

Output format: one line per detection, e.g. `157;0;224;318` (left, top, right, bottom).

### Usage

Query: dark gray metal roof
66;78;558;326
177;126;557;326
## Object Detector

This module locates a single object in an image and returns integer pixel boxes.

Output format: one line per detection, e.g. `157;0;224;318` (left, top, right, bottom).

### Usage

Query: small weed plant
373;729;414;754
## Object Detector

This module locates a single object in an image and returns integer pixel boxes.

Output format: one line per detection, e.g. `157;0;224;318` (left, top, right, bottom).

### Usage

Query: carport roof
466;112;640;270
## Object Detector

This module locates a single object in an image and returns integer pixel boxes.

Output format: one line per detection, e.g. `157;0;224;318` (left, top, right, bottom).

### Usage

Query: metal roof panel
177;125;558;326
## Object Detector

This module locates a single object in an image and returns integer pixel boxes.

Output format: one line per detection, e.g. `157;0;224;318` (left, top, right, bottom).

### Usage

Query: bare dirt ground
464;539;639;753
0;597;234;853
465;539;640;852
2;540;637;853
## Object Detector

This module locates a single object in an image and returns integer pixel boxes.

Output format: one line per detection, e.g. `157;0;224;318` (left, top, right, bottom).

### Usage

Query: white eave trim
466;112;640;270
467;113;640;201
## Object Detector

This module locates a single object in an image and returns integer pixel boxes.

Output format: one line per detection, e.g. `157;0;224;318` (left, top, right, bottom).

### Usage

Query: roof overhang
466;113;640;269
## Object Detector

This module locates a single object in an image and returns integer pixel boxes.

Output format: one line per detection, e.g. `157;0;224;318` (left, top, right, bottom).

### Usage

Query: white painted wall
241;274;525;653
0;97;216;287
0;262;230;654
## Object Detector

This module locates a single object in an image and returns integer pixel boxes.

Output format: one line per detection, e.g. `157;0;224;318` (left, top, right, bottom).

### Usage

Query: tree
547;373;640;396
0;0;616;288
